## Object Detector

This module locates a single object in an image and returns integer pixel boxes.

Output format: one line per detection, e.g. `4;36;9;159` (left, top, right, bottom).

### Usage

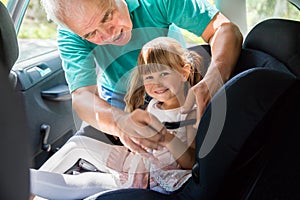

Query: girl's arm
160;111;197;169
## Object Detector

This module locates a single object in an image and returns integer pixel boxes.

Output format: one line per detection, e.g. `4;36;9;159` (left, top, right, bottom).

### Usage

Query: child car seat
218;16;300;200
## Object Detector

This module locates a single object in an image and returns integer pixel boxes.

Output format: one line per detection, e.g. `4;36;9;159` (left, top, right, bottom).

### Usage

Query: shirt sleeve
158;0;219;36
57;27;98;93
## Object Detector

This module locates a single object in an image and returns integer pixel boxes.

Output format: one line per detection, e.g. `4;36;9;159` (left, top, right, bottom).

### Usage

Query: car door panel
13;51;81;168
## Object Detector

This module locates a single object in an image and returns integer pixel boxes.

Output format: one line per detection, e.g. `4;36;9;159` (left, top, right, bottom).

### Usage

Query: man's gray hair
40;0;118;28
40;0;68;27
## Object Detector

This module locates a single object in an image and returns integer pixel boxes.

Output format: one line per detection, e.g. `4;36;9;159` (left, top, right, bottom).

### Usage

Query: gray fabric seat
0;2;19;74
0;2;30;200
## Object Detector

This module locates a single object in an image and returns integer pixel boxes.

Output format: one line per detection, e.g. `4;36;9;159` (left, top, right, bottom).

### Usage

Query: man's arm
72;85;166;153
71;85;118;133
182;12;243;127
202;12;243;86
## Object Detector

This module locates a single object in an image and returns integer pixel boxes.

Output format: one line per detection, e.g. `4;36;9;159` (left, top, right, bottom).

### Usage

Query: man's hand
181;79;212;128
181;12;242;128
110;109;166;154
73;86;166;154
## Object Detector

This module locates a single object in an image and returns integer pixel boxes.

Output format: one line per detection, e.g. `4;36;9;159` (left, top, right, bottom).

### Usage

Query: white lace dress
146;99;192;192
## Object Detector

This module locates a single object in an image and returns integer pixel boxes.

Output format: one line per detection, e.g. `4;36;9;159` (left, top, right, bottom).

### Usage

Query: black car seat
218;17;300;199
243;19;300;77
90;22;299;200
0;2;30;200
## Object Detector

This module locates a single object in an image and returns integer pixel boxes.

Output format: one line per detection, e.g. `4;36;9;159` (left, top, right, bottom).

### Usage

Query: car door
4;0;82;168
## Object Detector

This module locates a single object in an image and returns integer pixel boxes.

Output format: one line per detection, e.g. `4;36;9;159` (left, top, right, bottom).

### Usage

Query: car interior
6;0;82;170
0;0;300;199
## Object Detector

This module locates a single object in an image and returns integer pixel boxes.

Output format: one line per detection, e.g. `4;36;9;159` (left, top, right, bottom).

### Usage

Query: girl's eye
160;72;169;77
144;75;153;80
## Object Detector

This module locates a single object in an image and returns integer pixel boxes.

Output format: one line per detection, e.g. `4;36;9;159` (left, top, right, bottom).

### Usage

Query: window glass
4;0;58;63
183;0;300;45
17;0;58;63
246;0;300;31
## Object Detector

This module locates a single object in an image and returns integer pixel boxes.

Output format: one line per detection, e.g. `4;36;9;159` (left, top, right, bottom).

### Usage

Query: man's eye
102;9;114;23
83;31;97;40
90;31;97;37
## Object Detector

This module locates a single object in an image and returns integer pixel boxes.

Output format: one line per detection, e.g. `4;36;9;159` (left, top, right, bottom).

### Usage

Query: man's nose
100;24;116;42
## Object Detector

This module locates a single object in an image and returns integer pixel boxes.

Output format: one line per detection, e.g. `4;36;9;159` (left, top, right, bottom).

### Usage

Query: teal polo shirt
57;0;218;94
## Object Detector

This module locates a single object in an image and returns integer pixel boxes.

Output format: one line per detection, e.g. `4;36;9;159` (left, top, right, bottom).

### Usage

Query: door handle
41;84;71;101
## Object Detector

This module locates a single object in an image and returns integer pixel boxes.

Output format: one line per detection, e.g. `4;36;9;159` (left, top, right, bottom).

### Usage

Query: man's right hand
111;109;166;154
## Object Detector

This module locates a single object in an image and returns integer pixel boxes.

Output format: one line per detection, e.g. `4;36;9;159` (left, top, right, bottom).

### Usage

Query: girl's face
67;0;132;45
143;68;186;109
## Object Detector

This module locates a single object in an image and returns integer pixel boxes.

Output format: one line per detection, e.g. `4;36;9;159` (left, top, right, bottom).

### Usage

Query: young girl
30;37;204;199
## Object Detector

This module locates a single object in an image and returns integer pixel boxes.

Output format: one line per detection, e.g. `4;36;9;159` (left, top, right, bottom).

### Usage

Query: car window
17;0;58;63
183;0;300;45
2;0;58;64
246;0;300;31
18;0;58;64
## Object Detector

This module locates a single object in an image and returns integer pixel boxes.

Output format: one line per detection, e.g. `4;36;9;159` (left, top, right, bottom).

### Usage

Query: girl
30;37;204;199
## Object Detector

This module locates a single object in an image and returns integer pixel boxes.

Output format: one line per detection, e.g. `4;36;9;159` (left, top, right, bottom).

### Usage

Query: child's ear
182;64;191;81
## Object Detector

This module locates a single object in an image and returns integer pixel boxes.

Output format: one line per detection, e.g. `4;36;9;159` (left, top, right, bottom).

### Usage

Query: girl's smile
143;69;186;109
153;88;168;94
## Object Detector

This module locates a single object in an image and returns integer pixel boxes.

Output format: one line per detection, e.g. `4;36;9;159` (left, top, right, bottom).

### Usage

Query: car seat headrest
243;19;300;77
0;2;19;74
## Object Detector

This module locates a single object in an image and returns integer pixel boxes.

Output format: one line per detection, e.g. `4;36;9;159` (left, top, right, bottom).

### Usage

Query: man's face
65;0;133;45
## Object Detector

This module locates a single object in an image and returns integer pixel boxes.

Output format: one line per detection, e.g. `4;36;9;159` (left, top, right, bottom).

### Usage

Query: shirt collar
126;0;140;13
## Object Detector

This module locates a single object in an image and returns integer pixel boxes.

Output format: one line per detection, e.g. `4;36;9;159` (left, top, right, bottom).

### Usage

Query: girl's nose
153;78;164;86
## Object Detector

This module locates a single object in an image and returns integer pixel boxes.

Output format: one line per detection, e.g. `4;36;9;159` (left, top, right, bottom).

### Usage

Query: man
41;0;243;153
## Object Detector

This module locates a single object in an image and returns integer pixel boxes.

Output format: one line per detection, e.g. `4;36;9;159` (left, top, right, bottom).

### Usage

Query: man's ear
182;64;191;81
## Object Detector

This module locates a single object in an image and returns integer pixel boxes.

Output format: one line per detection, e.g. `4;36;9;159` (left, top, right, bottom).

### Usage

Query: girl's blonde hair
124;37;204;112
